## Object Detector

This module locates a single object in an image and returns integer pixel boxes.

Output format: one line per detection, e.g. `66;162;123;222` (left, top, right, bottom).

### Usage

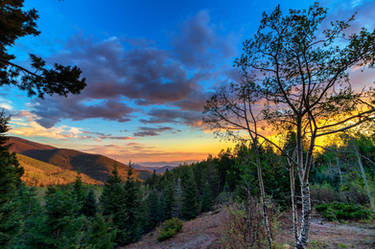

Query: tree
181;169;199;220
224;3;375;248
200;181;214;212
72;174;86;213
0;113;24;248
204;75;274;248
0;1;86;245
82;188;97;218
144;189;161;232
34;187;86;249
82;214;116;249
0;0;86;98
14;185;42;249
120;166;140;244
160;182;176;220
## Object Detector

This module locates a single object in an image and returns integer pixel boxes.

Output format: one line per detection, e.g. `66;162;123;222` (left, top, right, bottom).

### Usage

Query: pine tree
181;169;199;220
160;182;176;220
14;185;42;249
82;188;97;218
101;164;122;216
201;181;213;212
72;174;86;213
82;214;116;249
144;189;160;232
33;187;86;249
120;166;140;244
0;112;24;248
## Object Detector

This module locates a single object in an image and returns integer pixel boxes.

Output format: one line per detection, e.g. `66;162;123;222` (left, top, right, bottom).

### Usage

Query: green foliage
143;189;161;233
157;218;183;242
82;188;97;218
82;214;116;249
20;186;87;249
14;185;41;249
308;240;329;249
181;169;200;220
315;202;371;221
0;0;86;98
0;113;24;248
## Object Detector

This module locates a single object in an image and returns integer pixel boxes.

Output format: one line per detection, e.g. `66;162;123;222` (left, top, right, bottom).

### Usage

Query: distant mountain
7;136;152;184
132;164;175;174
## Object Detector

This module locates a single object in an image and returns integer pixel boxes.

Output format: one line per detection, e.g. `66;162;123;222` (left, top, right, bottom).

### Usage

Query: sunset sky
2;0;375;165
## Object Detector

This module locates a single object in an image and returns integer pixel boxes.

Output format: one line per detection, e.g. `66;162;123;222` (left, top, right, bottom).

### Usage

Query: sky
2;0;375;165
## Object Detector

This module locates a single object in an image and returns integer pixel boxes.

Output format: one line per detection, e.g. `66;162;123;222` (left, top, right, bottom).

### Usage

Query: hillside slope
17;153;101;186
7;136;151;183
122;210;375;249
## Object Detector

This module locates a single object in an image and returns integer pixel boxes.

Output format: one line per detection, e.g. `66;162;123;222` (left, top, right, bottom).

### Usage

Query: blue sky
3;0;374;164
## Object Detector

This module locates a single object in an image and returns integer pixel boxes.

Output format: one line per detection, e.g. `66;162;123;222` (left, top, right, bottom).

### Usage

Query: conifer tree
34;187;86;249
144;189;160;232
82;214;116;249
181;169;199;220
101;164;122;216
72;174;86;212
82;188;97;218
120;166;140;244
14;185;42;249
201;181;213;212
161;182;176;220
0;113;24;248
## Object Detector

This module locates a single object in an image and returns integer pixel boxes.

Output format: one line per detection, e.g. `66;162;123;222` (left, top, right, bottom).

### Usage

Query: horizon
3;0;375;164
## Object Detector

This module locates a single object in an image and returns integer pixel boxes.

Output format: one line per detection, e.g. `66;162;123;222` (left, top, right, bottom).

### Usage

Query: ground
121;210;375;249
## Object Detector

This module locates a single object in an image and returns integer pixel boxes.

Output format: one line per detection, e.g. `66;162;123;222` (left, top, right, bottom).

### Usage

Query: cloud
9;110;135;141
9;111;83;139
29;10;236;129
133;126;177;137
0;98;13;110
172;10;235;68
140;108;204;127
33;96;133;128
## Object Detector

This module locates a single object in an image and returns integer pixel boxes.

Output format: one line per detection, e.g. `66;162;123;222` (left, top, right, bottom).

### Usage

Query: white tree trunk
295;182;311;249
353;141;375;211
289;159;298;242
256;156;273;249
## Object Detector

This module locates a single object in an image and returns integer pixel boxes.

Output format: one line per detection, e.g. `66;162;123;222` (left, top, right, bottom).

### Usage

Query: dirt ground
121;210;375;249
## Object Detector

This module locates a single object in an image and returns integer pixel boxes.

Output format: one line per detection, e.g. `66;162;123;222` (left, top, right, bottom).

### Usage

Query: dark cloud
34;96;133;128
172;10;235;68
173;90;212;112
133;126;176;137
140;109;203;127
31;10;236;128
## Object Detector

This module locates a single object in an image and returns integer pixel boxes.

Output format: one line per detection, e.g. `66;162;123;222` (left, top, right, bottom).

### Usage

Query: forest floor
121;209;375;249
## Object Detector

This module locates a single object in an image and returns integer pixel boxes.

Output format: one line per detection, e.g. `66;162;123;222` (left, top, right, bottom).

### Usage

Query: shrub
218;197;279;249
157;218;183;242
311;184;342;204
315;202;371;221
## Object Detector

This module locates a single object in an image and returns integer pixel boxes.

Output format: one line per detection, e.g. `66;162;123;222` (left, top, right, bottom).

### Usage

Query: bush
311;184;342;204
218;197;279;249
315;202;371;221
157;218;183;242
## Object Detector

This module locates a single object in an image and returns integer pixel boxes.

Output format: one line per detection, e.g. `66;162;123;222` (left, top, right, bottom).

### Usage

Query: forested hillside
7;136;152;184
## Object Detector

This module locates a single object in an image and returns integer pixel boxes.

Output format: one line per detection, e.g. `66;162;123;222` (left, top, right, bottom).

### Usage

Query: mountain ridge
6;136;152;184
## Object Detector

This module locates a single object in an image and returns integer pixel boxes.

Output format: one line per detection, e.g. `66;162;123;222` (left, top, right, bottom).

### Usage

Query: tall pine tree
181;169;199;220
0;112;24;248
